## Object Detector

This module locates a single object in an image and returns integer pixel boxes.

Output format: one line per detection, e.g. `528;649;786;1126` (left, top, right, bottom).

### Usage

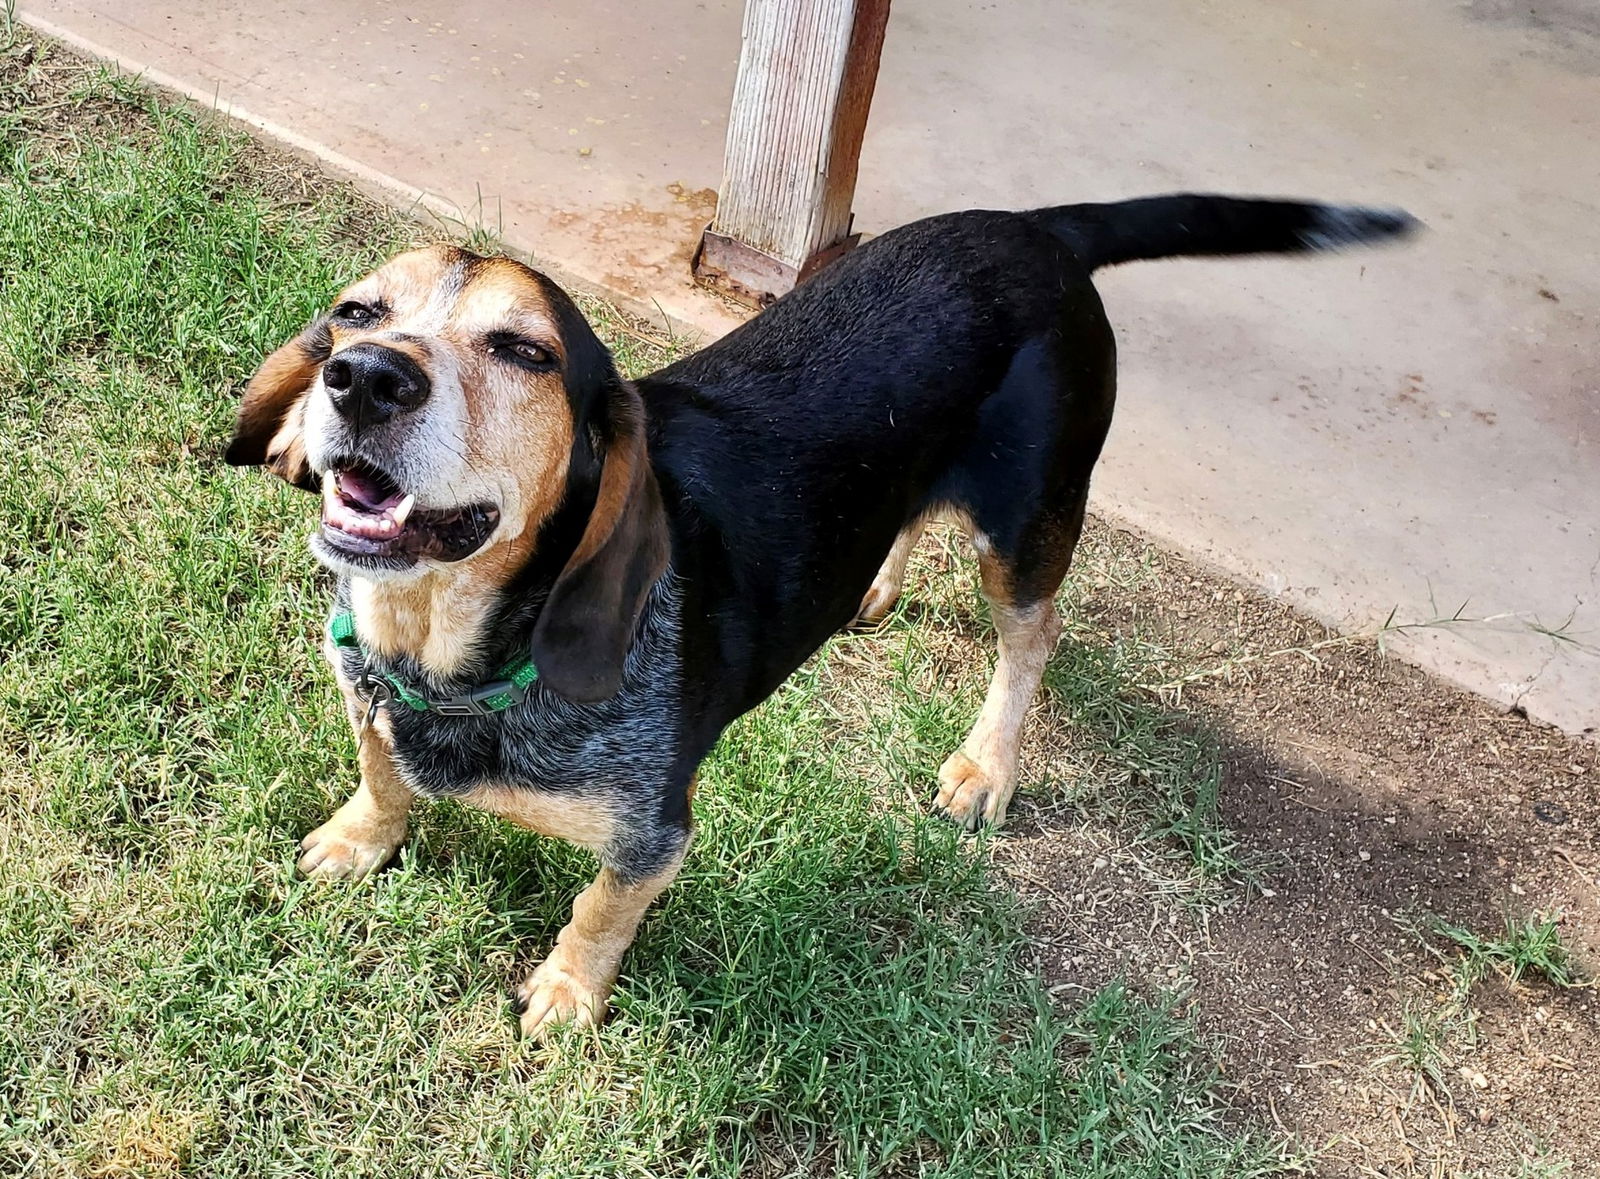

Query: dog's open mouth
317;460;499;565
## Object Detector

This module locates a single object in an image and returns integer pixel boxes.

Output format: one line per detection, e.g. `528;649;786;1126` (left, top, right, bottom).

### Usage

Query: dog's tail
1032;194;1419;271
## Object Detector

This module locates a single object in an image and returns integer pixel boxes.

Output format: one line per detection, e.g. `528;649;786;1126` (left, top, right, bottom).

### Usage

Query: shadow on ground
982;520;1600;1177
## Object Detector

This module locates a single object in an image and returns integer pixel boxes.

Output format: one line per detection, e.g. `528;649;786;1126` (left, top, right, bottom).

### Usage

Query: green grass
1041;622;1246;888
1494;1153;1574;1179
1436;913;1579;989
0;41;1291;1178
1368;1003;1455;1102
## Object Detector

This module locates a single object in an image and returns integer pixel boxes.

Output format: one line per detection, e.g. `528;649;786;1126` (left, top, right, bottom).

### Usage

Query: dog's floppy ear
223;317;332;491
531;384;670;704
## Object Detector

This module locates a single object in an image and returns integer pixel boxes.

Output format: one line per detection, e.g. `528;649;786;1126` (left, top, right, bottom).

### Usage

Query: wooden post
694;0;892;306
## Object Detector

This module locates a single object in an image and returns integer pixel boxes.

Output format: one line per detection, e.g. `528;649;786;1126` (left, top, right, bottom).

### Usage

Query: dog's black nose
322;344;430;425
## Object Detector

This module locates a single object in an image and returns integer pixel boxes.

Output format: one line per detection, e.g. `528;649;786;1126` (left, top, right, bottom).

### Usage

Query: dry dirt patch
990;519;1598;1177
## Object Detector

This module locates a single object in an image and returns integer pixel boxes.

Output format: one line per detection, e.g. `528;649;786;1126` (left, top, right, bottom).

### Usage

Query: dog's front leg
515;840;687;1038
297;679;414;881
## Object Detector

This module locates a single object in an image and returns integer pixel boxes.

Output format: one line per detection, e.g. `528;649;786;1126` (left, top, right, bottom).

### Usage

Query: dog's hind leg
933;506;1080;831
933;592;1060;831
856;516;927;625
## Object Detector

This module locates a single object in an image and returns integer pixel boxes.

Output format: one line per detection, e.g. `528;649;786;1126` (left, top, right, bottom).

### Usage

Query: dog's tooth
392;493;416;527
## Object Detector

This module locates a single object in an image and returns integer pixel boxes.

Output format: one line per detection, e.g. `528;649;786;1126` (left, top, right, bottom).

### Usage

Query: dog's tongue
323;472;415;541
339;469;400;512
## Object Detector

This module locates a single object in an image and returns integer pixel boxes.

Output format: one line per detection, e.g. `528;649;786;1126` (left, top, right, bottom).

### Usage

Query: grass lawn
0;37;1295;1178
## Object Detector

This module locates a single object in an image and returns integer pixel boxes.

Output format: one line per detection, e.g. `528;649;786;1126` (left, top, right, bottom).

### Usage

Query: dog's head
225;244;668;701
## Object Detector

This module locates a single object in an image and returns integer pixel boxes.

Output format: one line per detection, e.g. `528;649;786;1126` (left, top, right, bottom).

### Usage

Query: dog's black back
641;196;1416;757
643;211;1106;743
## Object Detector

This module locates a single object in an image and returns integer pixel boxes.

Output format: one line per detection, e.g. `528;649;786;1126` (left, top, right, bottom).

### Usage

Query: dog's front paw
933;751;1015;832
296;805;405;881
514;948;613;1039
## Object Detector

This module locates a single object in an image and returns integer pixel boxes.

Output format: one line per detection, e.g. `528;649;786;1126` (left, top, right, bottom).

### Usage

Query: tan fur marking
515;848;687;1037
857;515;928;624
349;567;512;678
933;545;1060;830
366;337;432;367
973;534;1015;608
230;333;324;484
568;421;644;570
297;656;415;879
263;399;310;486
368;242;464;311
466;258;570;353
459;784;618;852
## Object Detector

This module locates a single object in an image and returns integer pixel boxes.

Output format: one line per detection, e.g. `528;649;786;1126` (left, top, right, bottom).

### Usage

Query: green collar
329;611;539;716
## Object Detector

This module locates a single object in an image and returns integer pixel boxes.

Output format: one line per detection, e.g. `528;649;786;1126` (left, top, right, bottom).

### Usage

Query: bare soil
996;518;1599;1177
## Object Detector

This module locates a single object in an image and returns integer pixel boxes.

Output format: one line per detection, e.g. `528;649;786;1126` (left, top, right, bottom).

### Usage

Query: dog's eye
510;341;553;365
331;301;379;326
491;336;557;369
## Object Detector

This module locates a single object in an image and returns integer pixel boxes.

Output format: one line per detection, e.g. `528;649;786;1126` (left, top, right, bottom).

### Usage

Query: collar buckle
431;678;529;717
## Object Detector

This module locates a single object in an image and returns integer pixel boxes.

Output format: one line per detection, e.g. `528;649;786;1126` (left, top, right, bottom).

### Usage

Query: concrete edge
1093;493;1593;740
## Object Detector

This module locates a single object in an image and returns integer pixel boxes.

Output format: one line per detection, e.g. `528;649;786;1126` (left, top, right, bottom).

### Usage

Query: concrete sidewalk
22;0;1599;736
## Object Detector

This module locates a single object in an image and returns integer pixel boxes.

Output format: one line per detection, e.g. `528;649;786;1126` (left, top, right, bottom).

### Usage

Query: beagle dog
226;194;1414;1036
